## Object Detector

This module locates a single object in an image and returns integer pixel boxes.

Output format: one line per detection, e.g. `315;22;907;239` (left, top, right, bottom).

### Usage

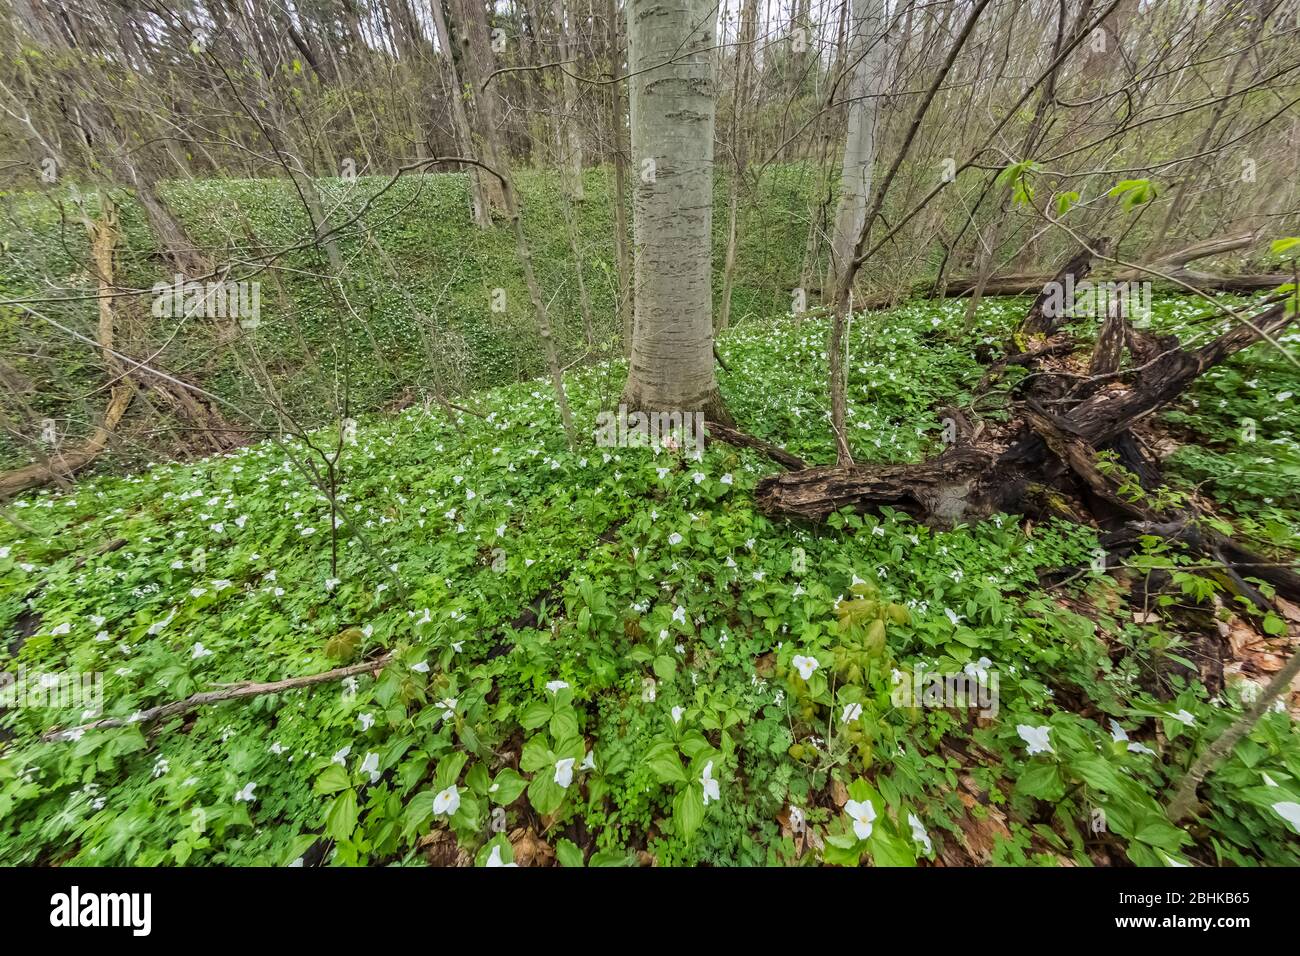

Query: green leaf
489;768;528;805
647;749;688;785
1015;761;1064;801
674;783;706;839
1056;191;1080;216
314;764;351;795
323;789;359;841
555;838;585;868
519;701;552;730
1270;236;1299;255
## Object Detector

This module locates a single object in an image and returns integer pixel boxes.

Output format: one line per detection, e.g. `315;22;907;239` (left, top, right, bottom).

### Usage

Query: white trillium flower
545;680;569;694
191;642;213;660
331;745;352;765
234;782;257;803
51;622;71;636
554;757;576;789
359;752;380;783
845;799;876;841
671;705;685;724
359;713;375;731
580;751;596;772
1171;709;1196;726
1017;724;1053;755
486;845;518;867
701;760;720;805
667;532;683;546
908;813;932;854
841;702;863;724
432;785;461;817
1273;801;1300;835
792;655;819;680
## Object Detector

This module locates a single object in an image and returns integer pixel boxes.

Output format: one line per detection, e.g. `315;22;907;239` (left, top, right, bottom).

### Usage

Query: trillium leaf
549;706;579;742
433;751;468;790
519;735;553;773
1015;762;1064;801
647;750;689;785
653;654;677;680
674;783;706;840
466;760;490;795
490;768;528;805
519;701;553;730
527;772;565;816
555;837;585;868
401;790;435;838
323;789;359;842
314;764;351;795
869;826;917;868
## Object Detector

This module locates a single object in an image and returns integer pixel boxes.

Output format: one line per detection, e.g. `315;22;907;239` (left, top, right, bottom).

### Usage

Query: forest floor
1;293;1298;866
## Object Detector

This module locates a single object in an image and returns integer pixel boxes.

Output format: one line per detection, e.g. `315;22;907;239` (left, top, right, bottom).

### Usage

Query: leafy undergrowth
1;297;1298;867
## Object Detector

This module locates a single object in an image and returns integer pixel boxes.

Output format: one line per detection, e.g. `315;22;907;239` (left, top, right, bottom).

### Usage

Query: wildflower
1017;724;1053;755
701;760;720;805
672;605;687;624
720;473;733;485
432;785;461;817
792;655;819;680
1171;709;1195;726
668;532;683;546
434;698;457;722
554;757;576;789
359;752;380;783
908;813;932;854
234;782;257;803
411;661;430;673
191;642;213;660
545;680;569;694
1273;802;1300;835
359;713;375;731
486;845;517;867
845;799;876;840
841;702;863;724
671;705;684;724
580;751;596;772
331;745;352;765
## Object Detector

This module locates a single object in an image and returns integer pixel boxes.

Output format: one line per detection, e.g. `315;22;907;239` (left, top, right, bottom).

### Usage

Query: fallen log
40;652;394;742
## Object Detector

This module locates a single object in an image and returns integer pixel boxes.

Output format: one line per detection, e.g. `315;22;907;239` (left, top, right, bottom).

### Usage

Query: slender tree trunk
824;0;889;298
622;0;729;422
604;0;633;353
430;0;492;227
717;0;758;332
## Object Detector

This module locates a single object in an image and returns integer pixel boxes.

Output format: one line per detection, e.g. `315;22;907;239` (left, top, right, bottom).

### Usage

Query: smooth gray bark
622;0;728;421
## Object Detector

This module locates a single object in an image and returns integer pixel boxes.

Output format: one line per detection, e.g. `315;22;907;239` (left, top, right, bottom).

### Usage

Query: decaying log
757;239;1296;534
705;420;808;471
40;652;394;742
1021;237;1111;337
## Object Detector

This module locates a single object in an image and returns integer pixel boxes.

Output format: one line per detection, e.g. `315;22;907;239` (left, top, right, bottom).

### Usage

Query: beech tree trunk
622;0;728;421
824;0;889;297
